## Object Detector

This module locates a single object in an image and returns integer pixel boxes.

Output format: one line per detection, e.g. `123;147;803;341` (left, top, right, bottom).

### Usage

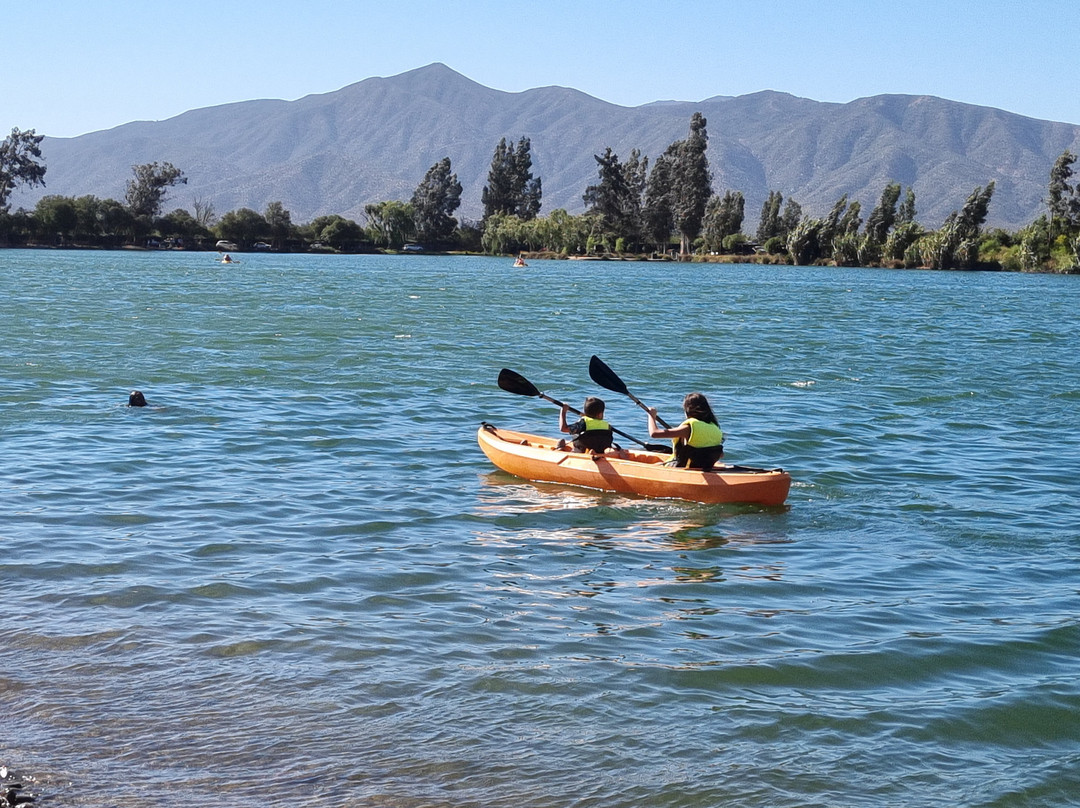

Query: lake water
2;249;1079;807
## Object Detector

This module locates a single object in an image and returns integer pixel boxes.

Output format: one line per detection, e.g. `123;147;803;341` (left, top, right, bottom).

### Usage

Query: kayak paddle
588;355;673;429
497;368;669;453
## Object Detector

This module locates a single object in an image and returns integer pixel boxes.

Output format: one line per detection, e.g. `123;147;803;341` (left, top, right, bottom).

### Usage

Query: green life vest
671;418;724;470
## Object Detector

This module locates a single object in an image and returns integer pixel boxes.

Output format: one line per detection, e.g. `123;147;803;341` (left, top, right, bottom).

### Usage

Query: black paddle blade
497;368;541;398
589;355;630;395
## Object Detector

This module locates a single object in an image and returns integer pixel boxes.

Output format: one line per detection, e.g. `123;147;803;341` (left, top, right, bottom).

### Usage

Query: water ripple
2;252;1080;806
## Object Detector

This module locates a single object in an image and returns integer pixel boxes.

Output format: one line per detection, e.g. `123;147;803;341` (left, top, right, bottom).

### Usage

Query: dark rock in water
0;768;37;806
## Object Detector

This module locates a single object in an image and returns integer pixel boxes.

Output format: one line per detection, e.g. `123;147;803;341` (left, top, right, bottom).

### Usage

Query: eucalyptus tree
0;128;47;214
411;157;463;243
125;162;186;219
481;137;541;222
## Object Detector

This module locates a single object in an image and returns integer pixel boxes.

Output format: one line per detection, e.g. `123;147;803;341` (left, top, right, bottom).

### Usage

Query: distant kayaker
513;255;527;267
128;390;148;407
558;396;614;453
647;392;724;470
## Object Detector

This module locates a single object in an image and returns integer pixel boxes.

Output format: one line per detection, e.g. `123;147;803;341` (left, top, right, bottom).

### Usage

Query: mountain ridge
10;62;1080;230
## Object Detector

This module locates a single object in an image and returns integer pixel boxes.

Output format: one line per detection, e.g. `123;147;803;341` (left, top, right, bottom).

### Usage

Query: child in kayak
558;396;614;453
646;392;724;470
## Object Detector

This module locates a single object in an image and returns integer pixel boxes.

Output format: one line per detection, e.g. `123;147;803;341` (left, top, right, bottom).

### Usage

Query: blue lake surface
2;249;1079;806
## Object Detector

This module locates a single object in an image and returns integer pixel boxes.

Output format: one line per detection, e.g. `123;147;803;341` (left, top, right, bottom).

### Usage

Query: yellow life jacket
672;418;724;469
683;418;723;448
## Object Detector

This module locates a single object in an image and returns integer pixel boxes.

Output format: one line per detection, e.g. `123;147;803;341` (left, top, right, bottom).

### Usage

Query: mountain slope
12;63;1080;230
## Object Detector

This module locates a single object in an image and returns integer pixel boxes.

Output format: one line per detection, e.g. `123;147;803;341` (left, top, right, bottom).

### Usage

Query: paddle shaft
627;388;673;430
496;369;666;452
589;355;674;429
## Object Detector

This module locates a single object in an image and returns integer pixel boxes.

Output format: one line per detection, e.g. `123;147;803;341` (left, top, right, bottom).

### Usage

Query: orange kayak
478;423;791;506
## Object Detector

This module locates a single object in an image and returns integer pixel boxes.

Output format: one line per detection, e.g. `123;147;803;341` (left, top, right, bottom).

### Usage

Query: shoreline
2;243;1077;274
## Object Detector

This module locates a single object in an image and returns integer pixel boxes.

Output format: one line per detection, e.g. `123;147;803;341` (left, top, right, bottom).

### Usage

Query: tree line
2;121;1079;272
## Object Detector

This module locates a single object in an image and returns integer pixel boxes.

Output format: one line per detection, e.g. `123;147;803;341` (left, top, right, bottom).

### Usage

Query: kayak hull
478;424;790;506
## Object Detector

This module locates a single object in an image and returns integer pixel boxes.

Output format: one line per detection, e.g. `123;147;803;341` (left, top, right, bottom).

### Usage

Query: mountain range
12;63;1080;231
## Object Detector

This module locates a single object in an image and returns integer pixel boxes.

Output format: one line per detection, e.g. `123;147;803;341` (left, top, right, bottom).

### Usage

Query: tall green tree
582;147;647;247
779;198;802;240
839;200;862;237
1048;149;1079;237
668;112;712;256
756;191;783;242
0;128;47;214
411;157;463;243
819;194;849;249
897;187;917;224
481;137;541;222
125;162;186;219
864;182;902;246
264;201;293;248
642;154;674;250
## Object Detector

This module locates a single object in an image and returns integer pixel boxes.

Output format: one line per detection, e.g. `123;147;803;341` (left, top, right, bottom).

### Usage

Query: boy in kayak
646;392;724;470
557;396;614;453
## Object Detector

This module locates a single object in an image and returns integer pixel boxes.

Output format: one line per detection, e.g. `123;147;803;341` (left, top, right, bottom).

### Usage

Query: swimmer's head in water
128;390;147;407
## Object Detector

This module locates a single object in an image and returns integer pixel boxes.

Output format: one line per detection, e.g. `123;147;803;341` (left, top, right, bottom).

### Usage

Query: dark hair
128;390;147;407
583;396;605;418
683;392;717;424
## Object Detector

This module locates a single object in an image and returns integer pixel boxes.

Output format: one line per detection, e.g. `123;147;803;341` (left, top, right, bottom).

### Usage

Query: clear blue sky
5;0;1079;138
